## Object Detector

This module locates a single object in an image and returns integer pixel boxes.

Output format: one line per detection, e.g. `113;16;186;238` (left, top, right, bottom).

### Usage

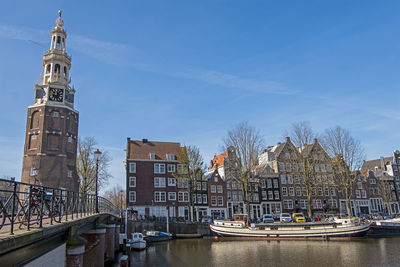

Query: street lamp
94;148;102;213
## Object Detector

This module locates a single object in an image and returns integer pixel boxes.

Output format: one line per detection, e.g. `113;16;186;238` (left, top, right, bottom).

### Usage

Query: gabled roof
127;139;183;160
362;157;392;171
209;152;227;170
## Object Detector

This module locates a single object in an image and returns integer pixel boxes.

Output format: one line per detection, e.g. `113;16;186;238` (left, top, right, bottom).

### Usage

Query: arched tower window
62;38;65;49
54;64;60;73
63;66;67;77
46;65;51;74
52;36;56;49
50;110;62;129
56;36;61;49
30;111;40;129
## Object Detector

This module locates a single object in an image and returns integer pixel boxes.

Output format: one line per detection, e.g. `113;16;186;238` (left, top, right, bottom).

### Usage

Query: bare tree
321;126;365;217
378;178;395;215
175;145;205;221
77;137;112;195
285;121;317;148
222;122;265;219
103;184;125;210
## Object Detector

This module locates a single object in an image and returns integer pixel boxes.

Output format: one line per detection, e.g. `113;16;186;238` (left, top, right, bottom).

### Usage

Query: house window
203;194;207;204
154;191;166;202
53;111;59;118
268;191;274;200
177;164;188;174
300;199;307;209
328;199;337;208
356;190;361;199
211;196;217;206
283;200;293;210
238;191;243;201
325;187;329;196
232;181;237;189
278;162;285;171
129;191;136;202
67;170;72;178
274;191;280;200
154;163;165;174
253;194;259;202
361;190;367;198
320;164;326;172
294;175;300;184
178;178;188;188
218;196;223;206
211;185;216;193
330;187;336;196
370;178;376;184
129;177;136;187
166;154;175;161
315;164;320;172
193;194;197;203
296;187;302;196
217;185;223;193
178;192;189;202
313;199;322;209
154;177;166;188
267;179;272;188
273;179;279;188
168;178;176;186
286;163;292;172
168;164;176;173
149;153;155;160
228;191;232;200
281;175;286;184
67;136;72;143
197;182;201;190
289;187;295;196
227;181;231;189
168;192;176;201
282;187;288;196
318;187;323;196
202;182;207;190
261;179;266;188
197;194;202;204
129;163;136;173
287;175;293;184
262;191;267;200
302;187;306;196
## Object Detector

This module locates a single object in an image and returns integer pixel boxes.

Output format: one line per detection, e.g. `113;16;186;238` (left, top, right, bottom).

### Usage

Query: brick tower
21;11;79;192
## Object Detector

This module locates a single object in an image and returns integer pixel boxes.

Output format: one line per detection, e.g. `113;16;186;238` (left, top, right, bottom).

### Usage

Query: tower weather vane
58;10;62;18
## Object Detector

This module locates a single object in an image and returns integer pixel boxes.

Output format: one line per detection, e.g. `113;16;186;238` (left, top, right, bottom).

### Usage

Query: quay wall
128;221;212;236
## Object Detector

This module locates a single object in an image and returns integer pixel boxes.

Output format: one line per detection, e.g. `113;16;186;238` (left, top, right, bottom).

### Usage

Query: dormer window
149;153;155;160
166;154;175;161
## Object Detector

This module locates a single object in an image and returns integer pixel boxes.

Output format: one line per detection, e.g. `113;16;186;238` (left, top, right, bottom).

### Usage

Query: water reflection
130;237;400;267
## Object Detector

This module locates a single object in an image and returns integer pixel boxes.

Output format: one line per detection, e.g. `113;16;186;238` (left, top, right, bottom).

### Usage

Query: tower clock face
49;88;63;102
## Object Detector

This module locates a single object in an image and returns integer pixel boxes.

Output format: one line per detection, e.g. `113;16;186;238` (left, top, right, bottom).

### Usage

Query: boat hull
130;241;146;251
210;222;371;239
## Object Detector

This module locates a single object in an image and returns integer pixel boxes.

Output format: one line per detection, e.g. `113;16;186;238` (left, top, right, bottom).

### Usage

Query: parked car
380;212;394;220
371;213;383;220
304;215;312;222
359;214;372;220
263;214;275;223
292;213;306;223
201;216;213;224
280;213;292;223
272;213;281;221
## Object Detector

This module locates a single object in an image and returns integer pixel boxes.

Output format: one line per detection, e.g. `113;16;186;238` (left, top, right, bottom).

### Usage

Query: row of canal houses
125;137;400;221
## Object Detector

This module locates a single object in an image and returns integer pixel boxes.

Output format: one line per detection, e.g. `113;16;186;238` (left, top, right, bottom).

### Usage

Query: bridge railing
0;178;119;235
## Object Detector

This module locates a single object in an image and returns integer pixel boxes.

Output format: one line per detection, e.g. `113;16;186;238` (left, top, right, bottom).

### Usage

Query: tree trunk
307;194;312;218
345;189;352;217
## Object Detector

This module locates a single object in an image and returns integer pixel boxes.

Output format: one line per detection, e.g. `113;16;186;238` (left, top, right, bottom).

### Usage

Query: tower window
46;65;51;74
67;170;72;178
53;111;59;118
56;36;61;49
54;64;60;73
68;136;72;143
63;66;67;77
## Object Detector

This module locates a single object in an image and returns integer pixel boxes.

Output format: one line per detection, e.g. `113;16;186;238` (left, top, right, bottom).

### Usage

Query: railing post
10;182;18;235
65;190;69;222
27;185;33;231
39;186;45;228
50;188;55;225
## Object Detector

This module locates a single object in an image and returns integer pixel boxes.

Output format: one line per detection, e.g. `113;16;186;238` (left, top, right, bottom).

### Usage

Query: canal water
129;237;400;267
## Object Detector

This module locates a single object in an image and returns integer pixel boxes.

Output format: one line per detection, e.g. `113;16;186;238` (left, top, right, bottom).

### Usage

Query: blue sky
1;1;400;190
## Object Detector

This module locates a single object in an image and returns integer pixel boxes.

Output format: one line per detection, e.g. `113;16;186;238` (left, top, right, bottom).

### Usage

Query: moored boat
127;233;146;251
368;218;400;236
144;231;173;243
210;215;371;239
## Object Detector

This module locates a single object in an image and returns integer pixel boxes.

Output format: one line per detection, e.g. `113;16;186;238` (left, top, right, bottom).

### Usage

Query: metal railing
0;178;119;235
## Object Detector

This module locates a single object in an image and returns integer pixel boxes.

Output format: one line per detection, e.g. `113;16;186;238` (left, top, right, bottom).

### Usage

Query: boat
127;233;146;251
210;214;371;239
368;218;400;236
144;231;173;243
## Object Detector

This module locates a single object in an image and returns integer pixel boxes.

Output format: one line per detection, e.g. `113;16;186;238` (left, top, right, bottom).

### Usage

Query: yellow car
292;213;306;223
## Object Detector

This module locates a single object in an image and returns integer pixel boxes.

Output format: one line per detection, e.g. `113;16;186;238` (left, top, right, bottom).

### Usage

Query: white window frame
149;153;155;160
67;170;72;178
203;194;207;204
154;163;165;174
274;191;280;200
282;187;288;196
154;191;166;202
217;185;223;193
129;162;136;173
129;176;136;187
283;200;293;209
154;177;166;188
281;175;286;185
211;196;217;206
129;191;136;202
218;196;223;206
168;192;176;201
166;154;175;161
168;178;176;186
168;164;176;173
211;185;216;193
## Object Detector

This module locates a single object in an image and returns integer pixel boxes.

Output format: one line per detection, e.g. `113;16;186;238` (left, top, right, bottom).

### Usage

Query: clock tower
21;11;79;192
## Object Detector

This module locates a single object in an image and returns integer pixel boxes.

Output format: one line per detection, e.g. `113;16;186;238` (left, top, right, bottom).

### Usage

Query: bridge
0;178;122;267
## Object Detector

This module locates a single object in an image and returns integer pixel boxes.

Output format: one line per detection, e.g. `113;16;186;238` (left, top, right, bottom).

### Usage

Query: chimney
285;137;290;142
142;138;149;144
10;177;15;181
314;138;318;144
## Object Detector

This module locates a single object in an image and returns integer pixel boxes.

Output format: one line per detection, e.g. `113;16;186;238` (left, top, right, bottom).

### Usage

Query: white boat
369;218;400;236
210;215;371;239
127;233;146;251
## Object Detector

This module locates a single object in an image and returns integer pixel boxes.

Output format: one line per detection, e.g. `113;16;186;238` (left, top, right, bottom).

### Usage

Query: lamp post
94;148;102;213
120;189;124;217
